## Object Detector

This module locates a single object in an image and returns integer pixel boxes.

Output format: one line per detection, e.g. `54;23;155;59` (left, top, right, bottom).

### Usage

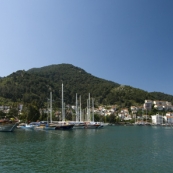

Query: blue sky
0;0;173;95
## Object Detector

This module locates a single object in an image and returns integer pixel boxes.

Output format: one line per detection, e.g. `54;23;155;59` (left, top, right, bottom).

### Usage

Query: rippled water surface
0;126;173;173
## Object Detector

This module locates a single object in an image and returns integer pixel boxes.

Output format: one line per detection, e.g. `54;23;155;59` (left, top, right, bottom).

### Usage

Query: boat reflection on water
69;121;103;129
44;122;74;130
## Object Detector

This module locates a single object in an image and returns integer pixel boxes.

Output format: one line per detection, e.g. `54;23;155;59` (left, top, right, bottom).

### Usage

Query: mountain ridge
0;63;173;107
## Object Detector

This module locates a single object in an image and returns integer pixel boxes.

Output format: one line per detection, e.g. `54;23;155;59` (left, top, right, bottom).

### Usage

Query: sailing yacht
70;94;86;129
84;94;102;129
45;83;74;130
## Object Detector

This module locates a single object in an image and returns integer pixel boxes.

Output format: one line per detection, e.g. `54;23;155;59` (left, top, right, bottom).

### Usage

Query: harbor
0;125;173;173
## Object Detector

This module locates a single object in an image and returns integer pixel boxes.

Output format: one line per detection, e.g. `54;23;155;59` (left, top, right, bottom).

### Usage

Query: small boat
0;119;18;132
84;122;102;129
17;123;35;129
34;121;48;129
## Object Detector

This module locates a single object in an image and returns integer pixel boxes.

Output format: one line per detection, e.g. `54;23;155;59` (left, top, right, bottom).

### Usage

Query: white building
145;100;153;104
154;105;163;111
153;100;166;106
118;109;130;120
153;100;173;111
166;112;173;116
143;100;153;110
166;116;173;124
165;102;173;110
151;114;163;124
130;106;138;114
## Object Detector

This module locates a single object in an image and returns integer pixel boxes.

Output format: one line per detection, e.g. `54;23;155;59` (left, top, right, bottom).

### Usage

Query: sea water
0;125;173;173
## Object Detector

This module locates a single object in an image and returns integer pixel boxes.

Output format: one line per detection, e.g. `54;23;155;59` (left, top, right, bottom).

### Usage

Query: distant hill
150;92;173;103
0;63;173;108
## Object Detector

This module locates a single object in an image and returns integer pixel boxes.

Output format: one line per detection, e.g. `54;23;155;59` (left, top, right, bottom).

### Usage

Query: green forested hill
150;92;173;103
0;64;119;107
0;63;173;108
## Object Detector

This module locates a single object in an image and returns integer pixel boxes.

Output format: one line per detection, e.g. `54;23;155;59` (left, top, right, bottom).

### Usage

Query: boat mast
80;95;81;122
76;93;78;122
47;98;49;124
92;98;94;122
87;99;88;121
135;114;136;124
63;102;65;122
62;83;64;122
88;93;90;121
50;91;52;123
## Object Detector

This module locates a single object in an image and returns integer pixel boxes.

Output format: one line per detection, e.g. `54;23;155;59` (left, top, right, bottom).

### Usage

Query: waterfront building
166;116;173;124
151;114;163;124
165;112;173;124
